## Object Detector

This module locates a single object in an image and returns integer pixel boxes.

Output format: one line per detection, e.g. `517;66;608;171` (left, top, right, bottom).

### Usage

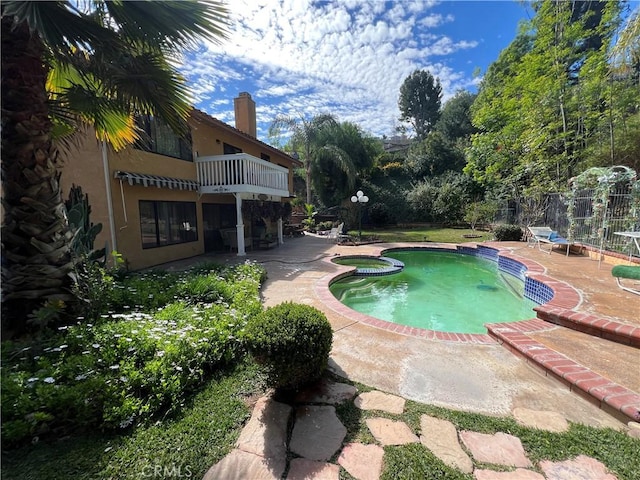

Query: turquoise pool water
330;250;538;334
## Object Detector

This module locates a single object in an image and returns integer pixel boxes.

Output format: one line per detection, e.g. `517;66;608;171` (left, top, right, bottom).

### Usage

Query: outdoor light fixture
350;190;369;240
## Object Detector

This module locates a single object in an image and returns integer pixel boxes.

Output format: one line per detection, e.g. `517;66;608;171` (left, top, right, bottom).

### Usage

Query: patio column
234;194;246;256
277;218;284;245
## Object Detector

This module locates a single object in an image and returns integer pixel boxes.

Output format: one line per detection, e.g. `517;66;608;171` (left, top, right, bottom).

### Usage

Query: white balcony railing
195;153;290;197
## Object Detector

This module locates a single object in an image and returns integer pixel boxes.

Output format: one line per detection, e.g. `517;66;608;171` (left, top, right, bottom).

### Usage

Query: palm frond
316;144;357;189
102;0;230;51
2;1;118;57
47;56;139;150
88;49;192;135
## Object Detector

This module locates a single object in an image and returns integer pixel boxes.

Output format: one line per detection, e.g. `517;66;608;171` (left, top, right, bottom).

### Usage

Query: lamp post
350;190;369;241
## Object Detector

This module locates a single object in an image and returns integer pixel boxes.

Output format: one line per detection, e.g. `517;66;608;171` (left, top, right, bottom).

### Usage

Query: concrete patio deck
160;234;639;428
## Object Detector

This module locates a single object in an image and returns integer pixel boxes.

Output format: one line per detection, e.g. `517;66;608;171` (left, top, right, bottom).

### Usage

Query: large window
140;201;197;249
135;115;193;161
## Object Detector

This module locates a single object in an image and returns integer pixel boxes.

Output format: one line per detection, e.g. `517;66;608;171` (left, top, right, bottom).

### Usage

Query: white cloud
420;13;455;28
180;0;486;139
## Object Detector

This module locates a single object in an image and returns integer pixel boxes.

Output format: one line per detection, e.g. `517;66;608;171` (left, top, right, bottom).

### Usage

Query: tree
435;91;477;141
406;172;476;223
466;1;629;196
311;121;380;206
1;1;229;329
405;91;478;179
406;131;464;178
269;114;356;204
398;70;442;140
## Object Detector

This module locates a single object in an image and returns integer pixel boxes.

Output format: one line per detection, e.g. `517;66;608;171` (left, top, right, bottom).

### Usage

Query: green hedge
493;224;523;241
244;303;332;391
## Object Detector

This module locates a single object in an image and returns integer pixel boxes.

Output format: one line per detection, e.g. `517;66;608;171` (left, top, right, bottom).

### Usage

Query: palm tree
1;1;229;330
269;113;356;204
312;121;379;206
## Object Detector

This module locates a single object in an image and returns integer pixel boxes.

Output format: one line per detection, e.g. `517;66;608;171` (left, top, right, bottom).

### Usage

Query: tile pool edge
316;243;582;344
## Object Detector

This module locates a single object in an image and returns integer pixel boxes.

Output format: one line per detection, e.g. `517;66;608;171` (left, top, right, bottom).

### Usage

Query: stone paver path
353;390;405;414
287;458;340;480
236;397;291;459
337;442;385;480
289;405;346;461
202;448;285;480
460;431;533;468
366;417;419;446
474;468;545;480
513;407;569;433
203;383;624;480
420;415;473;473
294;378;357;404
540;455;618;480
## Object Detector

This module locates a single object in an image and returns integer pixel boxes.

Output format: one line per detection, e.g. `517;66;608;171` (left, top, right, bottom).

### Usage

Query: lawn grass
359;226;494;244
1;360;266;480
4;369;638;479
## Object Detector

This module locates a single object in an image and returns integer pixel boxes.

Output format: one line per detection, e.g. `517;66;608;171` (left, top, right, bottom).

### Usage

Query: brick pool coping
487;321;640;423
315;243;640;422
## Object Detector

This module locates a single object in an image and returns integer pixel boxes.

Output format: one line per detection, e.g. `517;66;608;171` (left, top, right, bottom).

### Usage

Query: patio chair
327;223;344;243
527;226;572;256
611;265;640;295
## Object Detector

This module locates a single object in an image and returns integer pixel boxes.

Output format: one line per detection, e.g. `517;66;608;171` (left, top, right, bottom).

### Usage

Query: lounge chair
527;226;572;256
327;223;345;242
611;265;640;295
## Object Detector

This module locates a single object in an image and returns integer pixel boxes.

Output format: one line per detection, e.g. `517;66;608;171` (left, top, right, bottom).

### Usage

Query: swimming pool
330;248;540;334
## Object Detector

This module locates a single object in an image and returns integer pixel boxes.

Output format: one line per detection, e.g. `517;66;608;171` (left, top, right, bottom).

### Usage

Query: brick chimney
234;92;257;138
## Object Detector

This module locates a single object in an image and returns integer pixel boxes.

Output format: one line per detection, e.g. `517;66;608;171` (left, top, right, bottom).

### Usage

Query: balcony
196;153;290;198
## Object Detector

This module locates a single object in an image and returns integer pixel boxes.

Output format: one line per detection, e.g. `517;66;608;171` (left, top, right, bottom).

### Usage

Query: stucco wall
57;110;298;271
58;132;112;256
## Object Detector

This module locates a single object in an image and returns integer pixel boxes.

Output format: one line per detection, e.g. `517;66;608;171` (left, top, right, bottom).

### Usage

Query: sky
180;0;533;143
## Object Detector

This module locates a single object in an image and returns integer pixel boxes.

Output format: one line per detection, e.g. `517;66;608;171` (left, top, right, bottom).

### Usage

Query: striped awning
114;171;199;191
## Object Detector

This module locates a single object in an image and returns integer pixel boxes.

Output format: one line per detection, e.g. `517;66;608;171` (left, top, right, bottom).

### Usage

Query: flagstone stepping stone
513;407;569;433
236;396;291;460
460;431;532;468
295;378;358;405
366;417;419;446
419;415;473;473
539;455;618;480
354;390;405;414
202;449;285;480
287;458;340;480
290;405;347;461
474;468;545;479
628;421;640;438
337;442;384;480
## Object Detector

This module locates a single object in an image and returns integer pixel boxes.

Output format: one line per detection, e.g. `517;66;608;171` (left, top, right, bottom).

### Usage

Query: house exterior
60;92;301;270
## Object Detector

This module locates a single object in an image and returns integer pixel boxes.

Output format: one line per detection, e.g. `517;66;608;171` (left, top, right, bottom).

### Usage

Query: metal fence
496;186;639;256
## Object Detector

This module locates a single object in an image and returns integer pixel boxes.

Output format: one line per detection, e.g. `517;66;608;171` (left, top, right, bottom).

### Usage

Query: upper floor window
223;143;242;155
135;115;193;161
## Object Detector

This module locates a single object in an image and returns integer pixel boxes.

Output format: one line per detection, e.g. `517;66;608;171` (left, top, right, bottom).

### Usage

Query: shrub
1;261;265;446
244;303;332;391
369;202;394;226
380;161;405;176
493;224;523;241
316;221;334;232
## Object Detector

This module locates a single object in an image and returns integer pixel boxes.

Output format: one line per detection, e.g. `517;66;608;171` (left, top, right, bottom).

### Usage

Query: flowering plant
1;261;265;445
